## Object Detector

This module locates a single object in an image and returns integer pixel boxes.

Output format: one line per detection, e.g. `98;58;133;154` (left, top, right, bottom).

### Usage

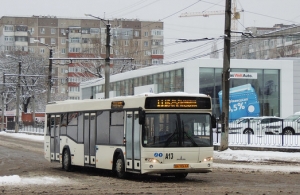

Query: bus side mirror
211;115;216;128
139;107;145;124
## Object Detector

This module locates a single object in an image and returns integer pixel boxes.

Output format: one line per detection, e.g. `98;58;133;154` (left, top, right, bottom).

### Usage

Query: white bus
44;93;216;178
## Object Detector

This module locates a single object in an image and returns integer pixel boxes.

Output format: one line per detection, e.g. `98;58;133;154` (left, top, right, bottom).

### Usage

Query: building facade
80;59;300;120
0;15;164;100
231;24;300;59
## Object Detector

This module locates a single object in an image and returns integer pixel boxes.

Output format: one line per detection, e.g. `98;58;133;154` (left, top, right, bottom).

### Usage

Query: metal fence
5;122;44;135
214;119;300;148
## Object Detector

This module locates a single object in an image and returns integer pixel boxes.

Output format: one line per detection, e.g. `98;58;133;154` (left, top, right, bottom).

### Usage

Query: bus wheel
243;128;254;134
174;173;188;179
63;149;72;172
115;155;126;179
283;128;295;135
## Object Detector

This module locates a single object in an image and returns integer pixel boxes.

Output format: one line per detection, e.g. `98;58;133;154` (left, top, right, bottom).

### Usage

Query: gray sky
1;0;300;62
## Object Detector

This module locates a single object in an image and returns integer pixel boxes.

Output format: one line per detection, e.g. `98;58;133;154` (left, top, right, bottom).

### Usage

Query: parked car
255;116;283;135
282;112;300;135
229;116;283;135
228;117;256;134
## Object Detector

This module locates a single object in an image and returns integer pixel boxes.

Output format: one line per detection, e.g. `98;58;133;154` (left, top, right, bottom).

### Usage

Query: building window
4;25;14;32
144;41;148;47
69;47;81;53
152;40;162;45
70;37;80;43
144;31;149;37
61;38;66;44
90;28;100;34
124;40;129;46
82;28;89;34
40;48;45;54
28;27;34;34
82;38;89;43
51;38;56;45
61;48;66;54
40;28;45;34
134;31;139;37
15;36;27;42
29;48;35;53
51;28;56;34
151;29;163;36
144;51;150;56
40;38;45;44
69;86;80;92
152;49;162;55
4;36;14;42
30;38;35;43
16;26;27;32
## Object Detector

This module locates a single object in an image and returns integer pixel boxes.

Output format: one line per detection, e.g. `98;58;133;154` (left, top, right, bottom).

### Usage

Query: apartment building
0;15;164;100
231;24;300;59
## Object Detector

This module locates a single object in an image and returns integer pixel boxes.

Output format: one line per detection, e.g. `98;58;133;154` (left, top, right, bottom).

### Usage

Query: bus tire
115;154;126;179
283;128;295;135
243;128;254;134
174;173;188;179
62;149;72;172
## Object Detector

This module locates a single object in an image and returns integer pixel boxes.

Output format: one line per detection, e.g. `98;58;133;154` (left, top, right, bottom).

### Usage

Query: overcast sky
1;0;300;62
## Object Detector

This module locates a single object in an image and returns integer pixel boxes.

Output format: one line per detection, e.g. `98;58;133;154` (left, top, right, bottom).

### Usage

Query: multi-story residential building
0;15;164;100
231;24;300;59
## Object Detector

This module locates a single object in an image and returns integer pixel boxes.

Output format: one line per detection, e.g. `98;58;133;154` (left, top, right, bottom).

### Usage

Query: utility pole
85;14;133;99
47;48;53;103
15;61;21;133
105;21;111;99
220;0;231;151
33;40;54;103
1;72;5;131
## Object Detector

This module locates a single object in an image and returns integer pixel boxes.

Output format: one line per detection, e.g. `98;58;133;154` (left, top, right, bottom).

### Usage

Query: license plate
174;164;189;169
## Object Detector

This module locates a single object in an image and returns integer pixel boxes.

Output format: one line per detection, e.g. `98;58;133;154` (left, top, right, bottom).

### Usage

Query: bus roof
46;92;211;113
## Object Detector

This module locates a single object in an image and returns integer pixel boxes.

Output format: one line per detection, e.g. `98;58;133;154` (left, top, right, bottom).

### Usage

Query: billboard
218;84;260;121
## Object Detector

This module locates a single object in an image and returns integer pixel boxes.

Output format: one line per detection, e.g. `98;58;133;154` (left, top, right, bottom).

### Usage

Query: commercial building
80;58;300;120
0;15;164;100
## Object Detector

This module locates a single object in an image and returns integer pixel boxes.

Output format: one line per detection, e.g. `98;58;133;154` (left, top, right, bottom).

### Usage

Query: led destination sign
111;101;125;109
145;97;211;109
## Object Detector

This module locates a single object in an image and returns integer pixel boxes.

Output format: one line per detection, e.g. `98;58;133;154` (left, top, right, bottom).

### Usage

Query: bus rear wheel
115;154;126;179
63;149;72;172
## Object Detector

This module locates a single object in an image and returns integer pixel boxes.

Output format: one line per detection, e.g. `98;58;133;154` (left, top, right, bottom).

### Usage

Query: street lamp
85;14;111;99
5;55;21;133
34;40;53;103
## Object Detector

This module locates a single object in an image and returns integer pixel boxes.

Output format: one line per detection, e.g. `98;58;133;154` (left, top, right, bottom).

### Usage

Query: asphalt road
0;133;300;195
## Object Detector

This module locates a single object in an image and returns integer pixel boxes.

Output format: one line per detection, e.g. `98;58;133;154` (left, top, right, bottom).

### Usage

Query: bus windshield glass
142;113;212;147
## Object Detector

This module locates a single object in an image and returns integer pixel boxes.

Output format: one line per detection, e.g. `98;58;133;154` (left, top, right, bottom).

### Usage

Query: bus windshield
142;113;212;148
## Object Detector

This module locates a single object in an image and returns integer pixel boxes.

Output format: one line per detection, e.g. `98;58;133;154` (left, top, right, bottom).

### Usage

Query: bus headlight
145;158;160;163
203;157;213;162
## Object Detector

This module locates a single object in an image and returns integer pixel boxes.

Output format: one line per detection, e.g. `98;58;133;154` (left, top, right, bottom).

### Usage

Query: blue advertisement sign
218;84;260;121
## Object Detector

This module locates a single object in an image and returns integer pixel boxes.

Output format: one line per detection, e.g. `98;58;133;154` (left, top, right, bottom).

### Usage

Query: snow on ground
0;175;68;186
0;131;299;186
0;131;44;142
214;148;300;163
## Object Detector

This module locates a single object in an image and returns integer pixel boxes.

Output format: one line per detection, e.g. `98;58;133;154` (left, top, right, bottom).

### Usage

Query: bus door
84;113;96;166
125;111;141;172
50;115;60;161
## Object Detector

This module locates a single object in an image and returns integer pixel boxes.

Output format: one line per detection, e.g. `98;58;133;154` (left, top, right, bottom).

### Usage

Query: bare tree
0;50;47;113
